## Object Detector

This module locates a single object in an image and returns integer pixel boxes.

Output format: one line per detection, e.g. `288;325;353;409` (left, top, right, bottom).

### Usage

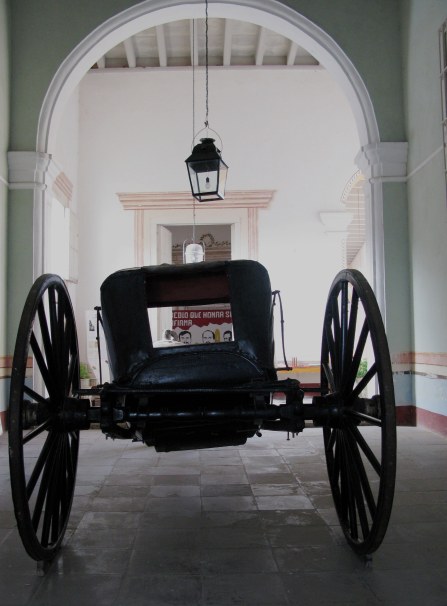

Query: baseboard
0;410;7;435
396;404;447;436
396;405;417;426
415;407;447;437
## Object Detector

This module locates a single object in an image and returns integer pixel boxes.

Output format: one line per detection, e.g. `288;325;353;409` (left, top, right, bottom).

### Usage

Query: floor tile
0;426;447;605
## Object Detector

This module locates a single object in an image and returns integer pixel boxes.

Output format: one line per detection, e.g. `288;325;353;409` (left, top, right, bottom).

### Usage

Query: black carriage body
101;260;276;386
99;260;292;451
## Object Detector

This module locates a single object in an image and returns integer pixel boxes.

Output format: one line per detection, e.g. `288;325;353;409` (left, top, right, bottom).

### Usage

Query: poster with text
172;308;233;345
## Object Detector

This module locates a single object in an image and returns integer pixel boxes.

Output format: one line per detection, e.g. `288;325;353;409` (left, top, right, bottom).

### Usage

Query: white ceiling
92;18;319;70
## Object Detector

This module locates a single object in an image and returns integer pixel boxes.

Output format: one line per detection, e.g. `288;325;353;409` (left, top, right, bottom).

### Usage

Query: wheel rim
320;269;396;555
8;275;80;561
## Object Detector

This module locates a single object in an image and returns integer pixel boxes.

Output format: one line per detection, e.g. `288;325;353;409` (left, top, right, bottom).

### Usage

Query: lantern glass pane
217;161;228;199
196;170;219;195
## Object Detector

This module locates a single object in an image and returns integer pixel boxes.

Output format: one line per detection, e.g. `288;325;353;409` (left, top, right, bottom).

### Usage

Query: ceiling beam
287;41;298;66
223;19;232;66
123;37;137;68
255;26;266;66
156;24;168;68
190;19;199;66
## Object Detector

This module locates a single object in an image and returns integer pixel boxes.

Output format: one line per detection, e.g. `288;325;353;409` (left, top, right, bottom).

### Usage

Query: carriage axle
20;391;380;435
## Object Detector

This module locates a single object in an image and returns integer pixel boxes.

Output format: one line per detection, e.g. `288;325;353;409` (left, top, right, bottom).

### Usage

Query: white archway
35;0;391;308
38;0;380;153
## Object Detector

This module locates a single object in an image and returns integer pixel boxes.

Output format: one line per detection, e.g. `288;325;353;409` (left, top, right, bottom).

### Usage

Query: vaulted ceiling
91;18;319;70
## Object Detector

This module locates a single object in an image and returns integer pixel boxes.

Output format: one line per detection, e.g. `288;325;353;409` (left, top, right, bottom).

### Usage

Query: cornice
7;151;52;191
118;190;275;211
355;142;408;182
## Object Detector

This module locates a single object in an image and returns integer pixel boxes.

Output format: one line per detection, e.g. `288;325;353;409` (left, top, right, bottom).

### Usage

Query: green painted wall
8;0;405;150
402;0;447;353
383;182;412;356
0;0;9;411
284;0;406;141
401;0;447;416
6;189;33;351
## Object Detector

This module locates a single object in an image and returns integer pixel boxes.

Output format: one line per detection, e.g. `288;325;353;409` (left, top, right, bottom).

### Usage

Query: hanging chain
192;18;197;241
205;0;209;130
192;18;196;143
192;197;197;241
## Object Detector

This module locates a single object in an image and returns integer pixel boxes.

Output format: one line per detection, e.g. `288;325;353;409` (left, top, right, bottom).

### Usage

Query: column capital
7;151;52;190
355;142;408;181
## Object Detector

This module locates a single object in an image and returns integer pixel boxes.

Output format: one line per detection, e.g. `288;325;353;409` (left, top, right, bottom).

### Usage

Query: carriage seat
100;260;276;388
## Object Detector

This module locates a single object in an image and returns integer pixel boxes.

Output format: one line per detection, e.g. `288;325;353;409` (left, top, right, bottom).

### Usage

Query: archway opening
39;0;381;370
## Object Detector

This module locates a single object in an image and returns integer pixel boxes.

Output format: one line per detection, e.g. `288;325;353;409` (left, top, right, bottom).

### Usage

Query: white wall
51;85;81;306
75;67;359;363
53;87;80;212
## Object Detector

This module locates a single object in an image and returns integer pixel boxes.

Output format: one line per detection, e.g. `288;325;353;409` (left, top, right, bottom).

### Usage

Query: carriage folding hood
100;260;276;386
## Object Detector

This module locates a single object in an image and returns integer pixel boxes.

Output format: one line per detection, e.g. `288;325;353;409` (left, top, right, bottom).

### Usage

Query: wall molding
52;171;73;208
117;190;275;211
392;351;447;378
0;356;13;379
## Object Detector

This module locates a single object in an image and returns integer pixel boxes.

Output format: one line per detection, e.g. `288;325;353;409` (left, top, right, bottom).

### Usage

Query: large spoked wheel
9;274;81;561
320;270;396;556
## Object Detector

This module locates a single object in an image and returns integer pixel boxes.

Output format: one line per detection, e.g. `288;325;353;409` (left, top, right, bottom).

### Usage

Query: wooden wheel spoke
41;435;65;547
322;362;336;393
344;320;370;395
346;409;382;427
30;333;56;397
61;301;76;393
326;426;337;453
341;291;359;392
345;429;375;535
26;431;58;499
31;433;59;532
340;282;349;381
346;426;377;519
349;423;382;476
330;431;343;506
350;363;377;401
324;320;337;387
67;350;78;394
331;297;341;380
22;419;52;445
37;302;56;376
339;433;358;539
48;286;63;390
51;436;67;544
23;385;48;406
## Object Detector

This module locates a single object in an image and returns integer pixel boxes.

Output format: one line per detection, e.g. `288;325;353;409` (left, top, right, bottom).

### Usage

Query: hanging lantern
183;240;205;264
185;138;228;202
185;0;228;201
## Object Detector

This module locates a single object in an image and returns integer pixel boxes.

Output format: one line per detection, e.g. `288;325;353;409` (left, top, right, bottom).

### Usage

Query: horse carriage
8;260;396;563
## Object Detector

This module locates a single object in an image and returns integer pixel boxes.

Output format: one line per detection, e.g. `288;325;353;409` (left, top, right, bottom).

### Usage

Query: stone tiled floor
0;425;447;605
